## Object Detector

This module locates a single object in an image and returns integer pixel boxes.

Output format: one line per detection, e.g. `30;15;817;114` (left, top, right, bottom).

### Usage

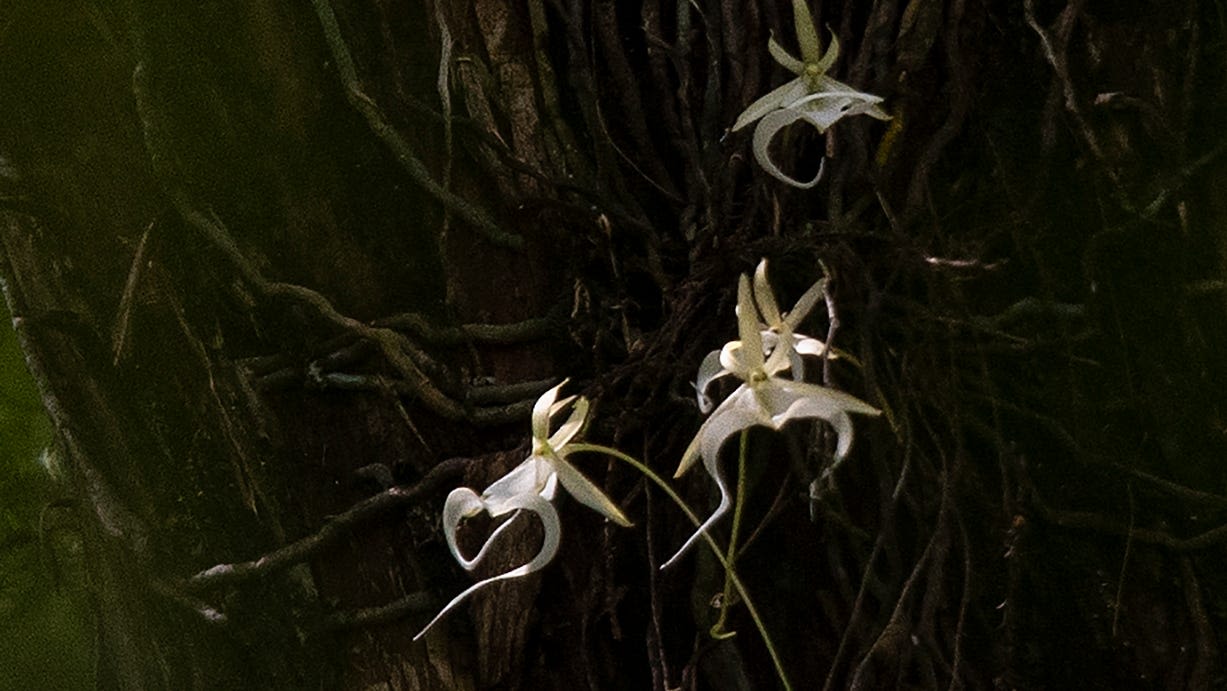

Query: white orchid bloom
732;0;890;188
748;259;831;378
695;260;828;413
415;381;630;639
665;273;880;568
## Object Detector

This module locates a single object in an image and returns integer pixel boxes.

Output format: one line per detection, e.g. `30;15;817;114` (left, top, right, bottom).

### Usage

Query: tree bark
1;0;1225;689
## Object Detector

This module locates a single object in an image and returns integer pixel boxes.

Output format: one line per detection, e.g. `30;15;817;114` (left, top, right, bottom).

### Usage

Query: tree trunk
1;0;1225;689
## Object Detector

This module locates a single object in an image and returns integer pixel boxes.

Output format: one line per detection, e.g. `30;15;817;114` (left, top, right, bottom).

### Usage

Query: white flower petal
784;278;826;330
767;34;805;74
760;382;875;459
760;330;783;351
662;396;764;569
551;454;633;527
751;107;827;189
737;276;765;371
813;31;840;76
862;102;892;121
752;260;783;326
676;385;763;478
793;334;827;357
792;0;822;65
814;76;891;121
699;390;772;464
788;349;808;382
761;329;825;362
762;326;794;376
766;395;855;447
540;469;559;501
695;349;729;413
675;427;703;479
732;78;808;132
415;493;560;640
774;378;882;418
718;340;752;376
443;488;489;570
792;93;876;132
482;457;552;511
531;381;566;441
547;396;589;449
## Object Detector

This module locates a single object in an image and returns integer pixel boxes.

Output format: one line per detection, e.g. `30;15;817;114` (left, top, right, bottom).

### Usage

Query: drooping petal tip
415;493;561;641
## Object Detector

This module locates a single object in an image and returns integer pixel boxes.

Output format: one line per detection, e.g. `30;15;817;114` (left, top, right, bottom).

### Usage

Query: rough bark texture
1;0;1225;689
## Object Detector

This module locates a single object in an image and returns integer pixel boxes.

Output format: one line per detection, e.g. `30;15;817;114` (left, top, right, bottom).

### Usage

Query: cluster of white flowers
409;0;890;673
415;260;879;639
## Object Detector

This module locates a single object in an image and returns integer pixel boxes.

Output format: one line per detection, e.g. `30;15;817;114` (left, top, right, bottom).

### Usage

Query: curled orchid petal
790;90;888;130
415;492;560;640
695;349;729;413
442;488;488;570
752;107;828;189
661;402;754;570
442;459;558;573
813;75;892;122
749;87;889;186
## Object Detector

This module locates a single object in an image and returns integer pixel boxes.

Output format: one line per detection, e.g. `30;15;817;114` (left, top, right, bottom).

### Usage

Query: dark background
1;0;1225;688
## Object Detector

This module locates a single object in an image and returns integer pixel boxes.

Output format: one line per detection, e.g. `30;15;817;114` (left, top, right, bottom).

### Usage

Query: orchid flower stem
712;430;750;638
569;443;794;691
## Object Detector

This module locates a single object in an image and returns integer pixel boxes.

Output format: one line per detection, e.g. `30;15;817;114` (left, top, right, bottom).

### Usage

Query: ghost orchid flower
732;0;890;188
695;259;828;413
665;273;879;568
415;381;630;639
